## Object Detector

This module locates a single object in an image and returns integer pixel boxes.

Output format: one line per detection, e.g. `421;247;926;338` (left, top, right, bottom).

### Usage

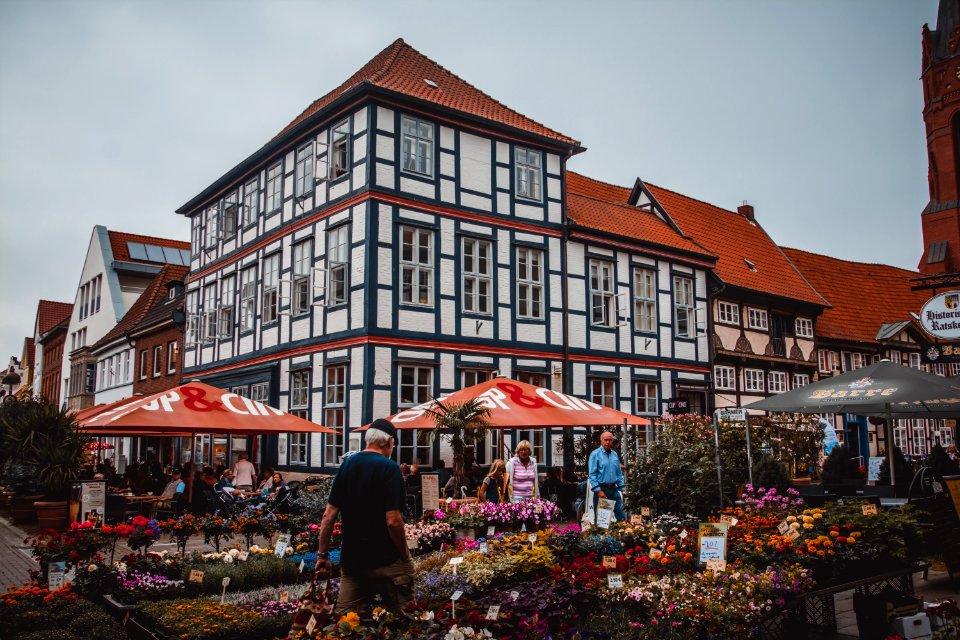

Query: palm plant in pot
426;398;492;493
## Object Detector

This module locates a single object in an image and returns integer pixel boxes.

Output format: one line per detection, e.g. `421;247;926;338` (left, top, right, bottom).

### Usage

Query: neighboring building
129;268;188;397
783;248;954;461
919;0;960;274
34;300;73;405
176;38;716;474
90;264;189;405
61;226;190;412
0;356;24;400
18;337;34;398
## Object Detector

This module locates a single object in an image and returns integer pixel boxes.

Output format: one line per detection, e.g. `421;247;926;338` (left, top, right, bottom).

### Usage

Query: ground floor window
516;429;546;463
289;432;308;465
396;430;431;465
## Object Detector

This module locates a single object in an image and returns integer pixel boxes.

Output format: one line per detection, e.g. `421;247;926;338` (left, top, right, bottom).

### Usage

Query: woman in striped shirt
506;440;539;503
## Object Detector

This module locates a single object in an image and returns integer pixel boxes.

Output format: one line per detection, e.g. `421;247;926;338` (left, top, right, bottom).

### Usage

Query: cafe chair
155;492;185;520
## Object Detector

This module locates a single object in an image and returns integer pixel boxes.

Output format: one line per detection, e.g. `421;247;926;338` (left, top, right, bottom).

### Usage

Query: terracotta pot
34;500;69;531
10;494;44;524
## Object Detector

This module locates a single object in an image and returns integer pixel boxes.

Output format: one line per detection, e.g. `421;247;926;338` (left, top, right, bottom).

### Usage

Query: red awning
360;377;651;430
79;382;334;436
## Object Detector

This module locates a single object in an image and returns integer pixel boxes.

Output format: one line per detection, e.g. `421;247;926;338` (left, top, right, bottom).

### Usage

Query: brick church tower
920;0;960;274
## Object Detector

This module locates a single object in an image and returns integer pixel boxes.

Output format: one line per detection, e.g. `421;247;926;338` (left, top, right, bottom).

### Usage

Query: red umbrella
73;396;145;423
359;377;651;430
79;381;334;435
86;441;115;450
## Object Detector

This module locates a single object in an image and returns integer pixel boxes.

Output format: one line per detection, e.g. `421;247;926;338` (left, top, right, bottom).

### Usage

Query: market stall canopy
359;377;651;430
747;361;960;416
73;395;146;423
79;381;334;435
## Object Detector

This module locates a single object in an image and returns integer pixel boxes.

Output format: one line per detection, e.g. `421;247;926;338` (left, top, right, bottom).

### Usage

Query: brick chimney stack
738;201;755;222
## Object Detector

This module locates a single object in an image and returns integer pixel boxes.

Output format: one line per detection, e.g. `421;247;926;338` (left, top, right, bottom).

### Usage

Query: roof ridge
107;229;190;249
782;246;922;276
369;38;407;84
645;180;743;217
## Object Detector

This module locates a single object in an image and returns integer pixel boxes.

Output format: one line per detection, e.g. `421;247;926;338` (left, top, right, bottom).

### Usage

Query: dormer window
515;147;542;201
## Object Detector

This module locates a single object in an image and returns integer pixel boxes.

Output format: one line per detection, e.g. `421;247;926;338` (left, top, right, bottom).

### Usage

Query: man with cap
160;467;186;500
315;418;413;613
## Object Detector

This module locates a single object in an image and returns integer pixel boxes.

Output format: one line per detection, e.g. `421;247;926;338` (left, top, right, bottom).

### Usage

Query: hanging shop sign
920;291;960;340
666;399;689;415
921;340;960;364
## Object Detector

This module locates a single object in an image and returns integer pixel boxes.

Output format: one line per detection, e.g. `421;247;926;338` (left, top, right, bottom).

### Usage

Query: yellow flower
339;611;360;629
786;516;797;523
802;516;814;524
813;512;822;519
803;523;814;529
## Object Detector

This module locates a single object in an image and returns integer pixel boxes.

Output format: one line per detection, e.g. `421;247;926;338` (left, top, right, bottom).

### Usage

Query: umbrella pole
885;403;896;489
188;431;196;503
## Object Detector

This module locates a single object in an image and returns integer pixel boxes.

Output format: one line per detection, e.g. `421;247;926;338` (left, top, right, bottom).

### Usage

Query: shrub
752;455;790;493
137;599;289;640
821;446;861;485
0;584;128;640
183;553;300;594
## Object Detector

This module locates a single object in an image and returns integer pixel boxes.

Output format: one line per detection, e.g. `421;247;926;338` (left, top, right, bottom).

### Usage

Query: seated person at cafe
160;468;186;499
216;469;240;501
271;472;289;502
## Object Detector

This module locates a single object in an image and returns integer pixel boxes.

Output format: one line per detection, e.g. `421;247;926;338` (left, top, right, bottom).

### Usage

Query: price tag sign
630;514;643;526
479;542;488;554
602;555;617;568
486;604;500;621
641;507;651;517
47;562;66;591
275;534;291;557
449;556;465;565
407;538;418;550
189;569;205;583
777;521;790;535
238;551;249;562
299;560;306;573
487;525;495;537
451;590;463;601
447;497;454;504
535;504;543;514
785;528;801;540
649;548;662;560
719;514;737;526
279;590;290;603
706;558;727;572
528;533;538;547
221;577;231;587
679;529;688;539
596;507;613;529
305;614;317;635
862;504;878;515
607;574;623;589
510;590;519;602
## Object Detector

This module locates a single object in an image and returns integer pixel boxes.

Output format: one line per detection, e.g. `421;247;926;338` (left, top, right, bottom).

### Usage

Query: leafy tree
426;398;491;489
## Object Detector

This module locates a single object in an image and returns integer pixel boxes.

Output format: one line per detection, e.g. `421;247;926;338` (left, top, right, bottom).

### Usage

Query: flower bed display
0;584;129;640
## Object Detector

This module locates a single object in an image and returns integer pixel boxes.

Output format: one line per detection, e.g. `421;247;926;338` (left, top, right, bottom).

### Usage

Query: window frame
203;283;218;341
633;267;657;333
396;364;434;465
717;301;740;326
152;345;163;378
240;267;257;332
221;191;238;239
516;246;544;320
218;275;235;338
330;119;351;180
714;365;736;391
462;237;493;315
242;177;260;227
589;378;616;409
400;115;435;177
743;369;765;393
589;259;616;327
515;146;542;201
167;341;177;375
323;365;347;466
793;373;810;388
261;254;280;324
747;308;769;331
294;142;314;199
768;371;787;394
266;162;283;214
795;317;814;338
635;381;658;415
400;225;434;307
289;433;308;466
673;276;695;338
327;225;349;307
290;369;310;410
292;239;314;316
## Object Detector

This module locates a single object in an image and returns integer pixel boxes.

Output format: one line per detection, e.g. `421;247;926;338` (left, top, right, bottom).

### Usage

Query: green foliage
290;477;333;520
182;554;300;594
0;589;128;640
821;446;861;485
426;398;491;487
752;455;790;493
763;413;825;478
926;444;959;478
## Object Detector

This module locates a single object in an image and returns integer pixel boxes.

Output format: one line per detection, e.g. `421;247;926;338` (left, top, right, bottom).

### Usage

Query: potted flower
447;511;486;540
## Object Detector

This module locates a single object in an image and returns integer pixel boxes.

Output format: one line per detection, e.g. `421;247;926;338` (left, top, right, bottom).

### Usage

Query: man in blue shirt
588;431;626;524
160;468;186;499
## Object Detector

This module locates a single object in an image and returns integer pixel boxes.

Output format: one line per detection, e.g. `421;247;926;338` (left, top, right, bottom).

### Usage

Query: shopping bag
288;569;336;637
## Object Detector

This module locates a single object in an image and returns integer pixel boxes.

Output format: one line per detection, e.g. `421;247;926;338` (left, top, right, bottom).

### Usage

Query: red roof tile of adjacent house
92;265;189;351
782;248;927;344
276;38;579;146
645;184;828;307
36;300;73;335
566;172;713;259
107;231;189;264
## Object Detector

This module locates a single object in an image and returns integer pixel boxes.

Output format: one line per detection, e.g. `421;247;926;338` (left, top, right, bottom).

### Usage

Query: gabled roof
782;247;928;344
92;264;189;351
276;38;579;146
644;183;828;307
36;300;73;335
565;172;714;259
107;231;189;265
130;275;186;335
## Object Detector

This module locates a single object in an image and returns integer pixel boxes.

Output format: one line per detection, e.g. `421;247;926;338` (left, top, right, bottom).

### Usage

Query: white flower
250;545;261;552
419;610;435;621
228;548;240;558
285;547;293;556
87;564;98;572
223;555;234;564
114;562;127;572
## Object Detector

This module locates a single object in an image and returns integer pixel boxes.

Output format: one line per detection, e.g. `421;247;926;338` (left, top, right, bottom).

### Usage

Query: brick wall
40;332;65;404
133;325;183;395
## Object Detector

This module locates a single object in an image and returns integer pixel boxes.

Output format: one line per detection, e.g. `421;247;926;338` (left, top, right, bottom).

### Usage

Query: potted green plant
425;398;491;491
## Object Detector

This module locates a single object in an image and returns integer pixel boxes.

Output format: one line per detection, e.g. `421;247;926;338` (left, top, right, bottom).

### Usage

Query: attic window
743;258;758;272
423;78;439;88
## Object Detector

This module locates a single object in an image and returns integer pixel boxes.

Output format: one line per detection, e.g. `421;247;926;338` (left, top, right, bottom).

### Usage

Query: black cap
369;418;397;440
171;467;182;475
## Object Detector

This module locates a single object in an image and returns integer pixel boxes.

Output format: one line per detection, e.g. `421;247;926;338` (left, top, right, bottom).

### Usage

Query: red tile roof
276;38;579;146
782;248;928;344
107;231;189;264
645;184;828;307
566;172;713;259
24;337;34;369
92;264;189;351
36;300;73;335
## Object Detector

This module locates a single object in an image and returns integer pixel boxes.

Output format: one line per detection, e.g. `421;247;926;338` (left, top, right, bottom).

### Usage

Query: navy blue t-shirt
328;451;406;571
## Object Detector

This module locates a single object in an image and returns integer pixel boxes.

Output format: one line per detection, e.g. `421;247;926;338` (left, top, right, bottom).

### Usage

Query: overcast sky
0;0;939;363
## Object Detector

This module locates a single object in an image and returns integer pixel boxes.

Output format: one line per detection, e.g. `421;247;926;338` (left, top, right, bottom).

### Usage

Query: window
152;345;162;378
295;143;314;198
289;433;308;466
934;362;946;376
747;308;768;330
462;237;493;314
913;422;928;456
324;365;347;465
636;382;658;415
714;365;736;390
888;350;901;365
590;378;616;408
231;386;249;397
793;373;810;388
240;267;256;331
327;225;349;306
221;192;238;238
203;283;217;341
400;226;433;306
516;430;545;463
204;205;220;249
167;341;177;374
397;365;433;465
515;147;542;201
401;115;434;176
462;368;493;388
842;352;864;372
94;276;101;313
516;247;544;319
219;276;234;337
262;254;279;323
515;372;546;387
673;276;694;338
795;317;813;338
293;240;313;316
894;425;908;452
590;260;616;327
633;268;657;332
191;216;202;255
330;120;350;179
123;350;130;382
185;291;199;345
768;371;787;393
290;369;310;411
266;162;282;213
97;360;106;391
744;369;765;393
718;301;739;325
251;382;269;403
243;178;259;226
818;349;836;373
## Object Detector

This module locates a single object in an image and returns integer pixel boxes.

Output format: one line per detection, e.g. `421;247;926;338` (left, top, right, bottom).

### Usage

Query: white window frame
123;350;130;382
673;276;695;338
262;254;280;324
744;369;765;393
462;237;493;315
717;301;740;325
401;115;434;177
240;267;256;331
219;275;235;337
462;368;494;389
204;204;220;249
818;349;836;373
266;162;283;213
747;308;769;331
516;247;544;320
330;120;350;179
152;345;162;378
290;369;310;412
793;373;810;388
589;259;616;327
185;290;199;345
294;142;314;198
768;371;787;393
400;225;433;306
221;192;238;238
633;267;657;333
243;177;259;226
795;317;813;338
327;225;349;306
590;378;616;408
324;365;347;466
714;365;736;391
292;239;313;316
251;382;269;403
167;341;176;375
289;433;308;466
203;283;217;341
636;381;658;415
515;146;542;201
397;365;434;465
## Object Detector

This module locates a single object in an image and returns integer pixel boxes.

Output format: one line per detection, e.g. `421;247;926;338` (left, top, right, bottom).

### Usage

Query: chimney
738;200;755;222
